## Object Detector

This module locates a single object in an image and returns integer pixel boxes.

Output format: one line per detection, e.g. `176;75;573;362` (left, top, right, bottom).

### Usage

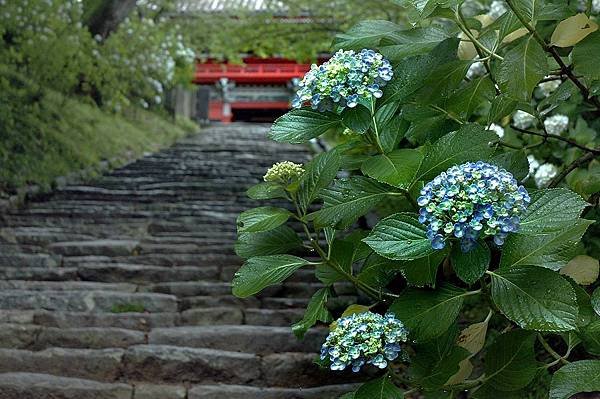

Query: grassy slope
1;75;197;194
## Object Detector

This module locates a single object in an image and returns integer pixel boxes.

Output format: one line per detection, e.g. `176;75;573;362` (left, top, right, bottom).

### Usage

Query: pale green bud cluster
263;161;304;183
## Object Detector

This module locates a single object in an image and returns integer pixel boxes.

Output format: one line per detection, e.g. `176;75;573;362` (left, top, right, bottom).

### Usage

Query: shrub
233;1;600;397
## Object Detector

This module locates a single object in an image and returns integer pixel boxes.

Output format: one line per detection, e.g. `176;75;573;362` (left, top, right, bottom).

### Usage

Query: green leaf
380;26;451;61
355;374;403;399
484;330;538;391
447;75;495;118
400;249;448;288
379;117;409;153
450;241;490;285
487;94;518;124
389;283;467;342
489;265;579;332
559;255;599;286
415;123;497;181
579;319;600;355
499;219;594;270
549;360;600;399
518;189;589;234
333;20;403;51
573;31;600;81
269;108;341;144
361;149;423;188
363;212;435;261
308;176;395;229
246;182;286;200
498;34;549;102
297;151;341;213
236;207;291;233
418;60;471;103
234;225;302;259
232;255;310;298
489;150;530;182
593;287;600;317
292;288;332;339
342;105;372;134
357;254;404;288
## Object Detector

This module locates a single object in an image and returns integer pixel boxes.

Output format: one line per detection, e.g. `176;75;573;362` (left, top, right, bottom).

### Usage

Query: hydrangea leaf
518;189;589;235
450;241;490;285
568;278;595;327
379;26;451;61
292;287;332;339
559;255;599;286
363;212;435;261
592;287;600;317
484;330;538;391
269;108;342;144
399;249;448;288
355;374;404;399
489;150;529;182
246;182;286;200
236;206;291;233
489;265;579;332
361;149;423;189
579;319;600;355
357;254;405;288
550;13;598;48
378;117;410;153
342;105;372;134
499;219;594;270
308;176;396;229
232;254;310;298
333;20;403;51
498;34;549;102
549;360;600;399
234;225;302;259
297;151;341;213
415;123;497;181
389;283;467;342
418;60;472;104
487;94;518;125
573;31;600;81
447;75;495;118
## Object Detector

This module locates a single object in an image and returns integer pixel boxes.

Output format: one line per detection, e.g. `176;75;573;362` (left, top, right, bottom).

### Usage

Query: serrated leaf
568;278;595;327
333;20;402;51
308;176;396;229
498;34;549;102
379;117;409;153
292;287;332;339
235;225;302;259
593;287;600;317
418;60;471;103
489;150;530;182
342;105;372;134
269;108;341;144
448;75;495;118
232;255;310;298
489;265;579;331
246;182;286;200
487;94;518;124
389;283;467;342
361;149;423;189
573;31;600;81
357;254;404;288
364;212;435;261
297;151;341;213
355;374;403;399
549;360;600;399
484;330;538;391
518;189;589;234
236;207;291;233
415;123;497;181
560;255;599;285
579;319;600;355
380;26;451;61
400;249;448;288
500;219;594;270
551;13;598;48
451;241;490;285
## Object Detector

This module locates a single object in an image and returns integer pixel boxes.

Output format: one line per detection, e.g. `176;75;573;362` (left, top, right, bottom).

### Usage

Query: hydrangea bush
233;1;600;397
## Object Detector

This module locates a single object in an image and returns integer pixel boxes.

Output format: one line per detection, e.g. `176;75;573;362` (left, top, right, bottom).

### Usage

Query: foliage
232;0;600;397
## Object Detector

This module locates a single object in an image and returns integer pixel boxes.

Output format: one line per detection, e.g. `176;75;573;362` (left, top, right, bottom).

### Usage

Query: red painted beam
231;101;290;110
193;62;311;84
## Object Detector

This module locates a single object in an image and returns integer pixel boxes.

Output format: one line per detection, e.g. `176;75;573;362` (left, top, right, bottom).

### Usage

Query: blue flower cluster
292;49;393;111
320;311;408;372
417;161;530;252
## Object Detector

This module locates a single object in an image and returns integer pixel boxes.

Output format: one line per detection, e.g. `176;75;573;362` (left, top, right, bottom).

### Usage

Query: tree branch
510;125;600;155
548;151;597;188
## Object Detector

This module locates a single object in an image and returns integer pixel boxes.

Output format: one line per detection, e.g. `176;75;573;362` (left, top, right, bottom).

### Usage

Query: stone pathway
0;124;359;398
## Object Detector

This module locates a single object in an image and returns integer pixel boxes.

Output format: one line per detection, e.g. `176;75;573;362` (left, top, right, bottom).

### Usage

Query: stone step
0;267;78;281
76;263;221;284
49;240;140;257
0;253;60;268
33;310;177;331
148;325;325;354
188;384;358;399
0;290;178;313
144;281;326;298
0;280;136;293
0;373;133;399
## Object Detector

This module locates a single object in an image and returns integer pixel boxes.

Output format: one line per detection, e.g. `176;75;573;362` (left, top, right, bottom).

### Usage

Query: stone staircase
0;124;359;398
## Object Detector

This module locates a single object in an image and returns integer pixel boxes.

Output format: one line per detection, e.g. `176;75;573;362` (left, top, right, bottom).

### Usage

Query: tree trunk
86;0;138;39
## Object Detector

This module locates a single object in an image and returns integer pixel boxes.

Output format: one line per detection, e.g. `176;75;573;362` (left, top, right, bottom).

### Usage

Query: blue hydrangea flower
417;161;530;252
320;311;408;373
292;49;393;112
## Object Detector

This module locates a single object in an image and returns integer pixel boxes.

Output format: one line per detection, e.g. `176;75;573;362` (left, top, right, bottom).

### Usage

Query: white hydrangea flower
489;123;505;138
527;155;540;175
488;0;508;19
594;0;600;13
544;114;569;135
534;164;558;188
466;61;486;80
538;77;561;97
513;110;537;129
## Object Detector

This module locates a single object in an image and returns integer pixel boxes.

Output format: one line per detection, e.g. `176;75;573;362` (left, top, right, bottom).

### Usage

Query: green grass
0;66;198;194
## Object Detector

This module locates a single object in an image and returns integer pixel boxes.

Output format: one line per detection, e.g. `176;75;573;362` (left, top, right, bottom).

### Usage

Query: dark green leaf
355;374;403;399
593;287;600;317
364;212;435;261
448;75;495;118
487;94;518;124
484;330;538;391
400;249;448;288
297;151;341;213
357;254;404;288
232;254;310;297
389;283;467;342
549;360;600;399
579;319;600;355
361;149;423;189
235;225;302;259
418;60;471;103
333;20;403;51
489;150;530;182
379;117;409;153
489;265;579;332
269;108;341;144
380;26;451;61
292;287;332;339
236;207;291;233
573;31;600;81
415;123;497;181
246;182;286;200
450;241;490;285
342;105;372;134
518;189;589;235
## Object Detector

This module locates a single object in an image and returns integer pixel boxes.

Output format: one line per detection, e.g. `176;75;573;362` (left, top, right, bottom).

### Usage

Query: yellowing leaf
446;312;491;385
502;27;528;44
458;30;478;60
446;359;474;385
560;255;599;285
329;304;371;330
551;13;598;48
